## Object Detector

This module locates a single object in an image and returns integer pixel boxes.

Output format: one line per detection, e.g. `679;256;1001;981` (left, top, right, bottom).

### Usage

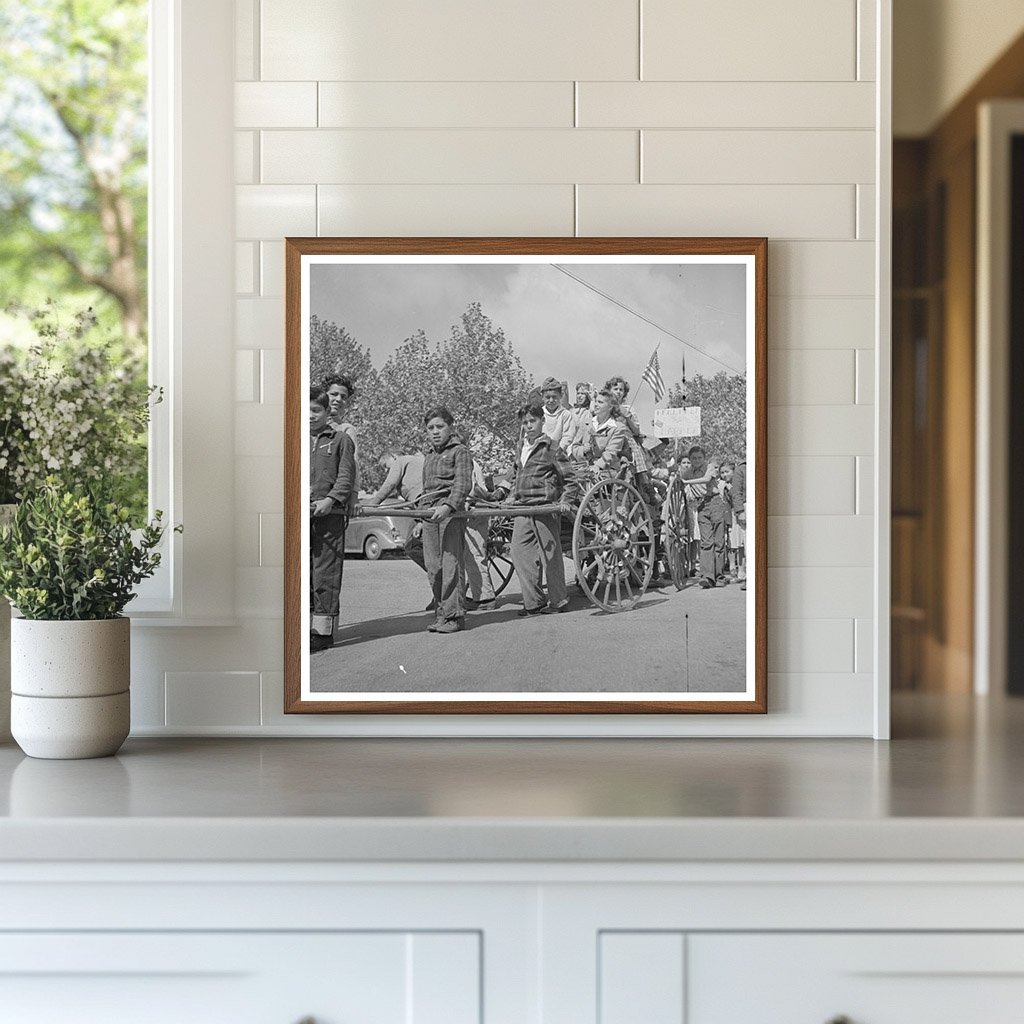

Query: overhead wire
550;264;746;375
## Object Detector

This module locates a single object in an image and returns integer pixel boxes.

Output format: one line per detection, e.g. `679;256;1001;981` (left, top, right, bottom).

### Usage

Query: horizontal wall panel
578;81;874;129
235;404;283;457
767;458;856;515
769;515;874;566
235;242;255;294
255;669;874;735
855;618;873;673
318;184;575;236
235;0;257;81
859;0;877;81
857;182;876;239
319;82;574;128
236;185;316;237
234;131;256;184
643;130;874;185
235;350;259;403
236;567;284;618
765;672;873;731
261;130;638;184
259;513;285;568
236;82;317;127
578;184;854;238
137;622;284;680
599;933;685;1024
235;456;283;512
768;242;875;296
261;0;639;81
769;406;874;456
131;667;166;728
768;350;856;405
642;0;857;81
165;672;262;727
235;511;260;567
770;567;874;619
856;455;875;514
260;241;286;298
770;297;875;349
856;348;875;403
768;619;855;673
235;298;285;351
261;349;285;404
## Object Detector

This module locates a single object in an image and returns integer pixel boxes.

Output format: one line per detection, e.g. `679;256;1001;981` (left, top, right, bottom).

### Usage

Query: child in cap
509;401;579;615
538;376;576;453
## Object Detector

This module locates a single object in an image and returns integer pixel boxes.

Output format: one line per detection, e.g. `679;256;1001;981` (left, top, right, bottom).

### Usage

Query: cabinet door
689;934;1024;1024
0;932;480;1024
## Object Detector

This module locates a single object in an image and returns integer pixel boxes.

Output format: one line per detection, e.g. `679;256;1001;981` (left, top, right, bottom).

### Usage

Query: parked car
345;514;408;560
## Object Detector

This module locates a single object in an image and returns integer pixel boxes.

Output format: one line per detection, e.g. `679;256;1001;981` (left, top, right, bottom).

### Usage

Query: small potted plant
0;479;172;758
0;302;157;746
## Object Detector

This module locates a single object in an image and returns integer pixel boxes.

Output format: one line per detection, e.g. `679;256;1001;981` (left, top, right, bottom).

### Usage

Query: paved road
310;555;747;695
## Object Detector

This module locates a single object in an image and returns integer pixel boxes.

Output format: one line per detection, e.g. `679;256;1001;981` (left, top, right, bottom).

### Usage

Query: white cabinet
688;934;1024;1024
4;862;1024;1023
0;932;481;1024
596;933;1024;1024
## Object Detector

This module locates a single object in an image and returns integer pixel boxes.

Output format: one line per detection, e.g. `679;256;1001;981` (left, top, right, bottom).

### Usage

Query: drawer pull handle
826;1017;854;1024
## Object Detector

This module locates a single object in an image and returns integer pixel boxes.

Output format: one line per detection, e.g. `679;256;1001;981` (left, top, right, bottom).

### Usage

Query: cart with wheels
354;466;659;613
662;472;692;591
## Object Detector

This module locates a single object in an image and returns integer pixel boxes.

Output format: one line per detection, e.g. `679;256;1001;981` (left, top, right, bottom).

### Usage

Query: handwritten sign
649;406;701;438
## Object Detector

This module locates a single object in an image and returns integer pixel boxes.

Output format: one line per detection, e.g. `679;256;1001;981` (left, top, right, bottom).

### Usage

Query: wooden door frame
975;100;1024;696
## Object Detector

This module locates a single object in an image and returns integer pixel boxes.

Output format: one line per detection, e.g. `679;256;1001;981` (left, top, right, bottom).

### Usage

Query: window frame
128;0;236;625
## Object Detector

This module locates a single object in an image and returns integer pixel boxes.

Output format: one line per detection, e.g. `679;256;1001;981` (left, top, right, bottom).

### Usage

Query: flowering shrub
0;303;155;516
0;478;173;620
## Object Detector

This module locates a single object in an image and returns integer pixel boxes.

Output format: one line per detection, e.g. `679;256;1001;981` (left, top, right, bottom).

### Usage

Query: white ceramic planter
11;692;130;760
10;617;130;759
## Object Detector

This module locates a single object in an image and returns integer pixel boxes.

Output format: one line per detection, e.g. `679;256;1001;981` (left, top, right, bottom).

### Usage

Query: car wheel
363;535;382;560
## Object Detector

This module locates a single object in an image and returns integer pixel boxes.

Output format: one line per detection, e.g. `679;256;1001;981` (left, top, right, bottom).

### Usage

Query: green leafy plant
0;478;176;620
0;301;156;515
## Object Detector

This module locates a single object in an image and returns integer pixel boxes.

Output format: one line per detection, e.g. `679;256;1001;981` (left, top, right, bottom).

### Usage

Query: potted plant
0;480;172;758
0;302;156;745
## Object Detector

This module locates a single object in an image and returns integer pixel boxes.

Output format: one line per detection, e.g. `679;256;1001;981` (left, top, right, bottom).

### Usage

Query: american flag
641;348;666;402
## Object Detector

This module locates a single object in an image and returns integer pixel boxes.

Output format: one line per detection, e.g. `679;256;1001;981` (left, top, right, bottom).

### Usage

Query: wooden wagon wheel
664;474;690;591
572;477;655;612
484;516;516;597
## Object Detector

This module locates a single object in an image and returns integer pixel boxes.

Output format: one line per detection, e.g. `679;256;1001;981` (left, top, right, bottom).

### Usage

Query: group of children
667;446;747;590
309;373;746;650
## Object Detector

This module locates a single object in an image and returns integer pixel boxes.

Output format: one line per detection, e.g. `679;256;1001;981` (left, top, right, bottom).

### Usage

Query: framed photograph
284;238;766;714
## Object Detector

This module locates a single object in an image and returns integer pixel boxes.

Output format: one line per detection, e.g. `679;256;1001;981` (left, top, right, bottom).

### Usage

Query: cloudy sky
310;259;747;423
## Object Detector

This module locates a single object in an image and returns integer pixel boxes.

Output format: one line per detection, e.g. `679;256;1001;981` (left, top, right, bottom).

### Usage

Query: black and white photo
284;238;766;714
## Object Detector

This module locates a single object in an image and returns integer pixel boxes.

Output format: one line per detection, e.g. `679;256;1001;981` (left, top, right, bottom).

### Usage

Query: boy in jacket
509;402;578;615
309;388;356;652
420;406;473;633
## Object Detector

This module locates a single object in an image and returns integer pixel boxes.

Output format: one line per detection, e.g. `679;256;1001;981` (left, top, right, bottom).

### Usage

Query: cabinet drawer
0;932;480;1024
689;933;1024;1024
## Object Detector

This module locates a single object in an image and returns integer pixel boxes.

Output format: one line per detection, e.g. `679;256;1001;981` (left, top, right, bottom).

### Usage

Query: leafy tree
356;303;534;489
309;315;375;394
0;0;148;343
667;372;746;463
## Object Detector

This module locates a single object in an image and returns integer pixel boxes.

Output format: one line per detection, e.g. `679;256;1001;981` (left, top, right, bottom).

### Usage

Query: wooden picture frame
284;237;767;715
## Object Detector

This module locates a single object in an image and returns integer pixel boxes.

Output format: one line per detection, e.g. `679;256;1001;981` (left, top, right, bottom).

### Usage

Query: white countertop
2;693;1023;862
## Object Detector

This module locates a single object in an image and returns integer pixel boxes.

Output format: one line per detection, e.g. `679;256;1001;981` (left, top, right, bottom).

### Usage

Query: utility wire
550;264;745;375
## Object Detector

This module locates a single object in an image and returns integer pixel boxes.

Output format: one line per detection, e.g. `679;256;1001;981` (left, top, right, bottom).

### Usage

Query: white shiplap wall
132;0;887;737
